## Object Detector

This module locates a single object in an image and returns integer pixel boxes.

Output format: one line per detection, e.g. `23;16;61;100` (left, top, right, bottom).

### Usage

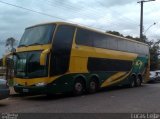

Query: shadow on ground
147;80;160;84
9;84;147;101
0;104;8;107
0;101;8;107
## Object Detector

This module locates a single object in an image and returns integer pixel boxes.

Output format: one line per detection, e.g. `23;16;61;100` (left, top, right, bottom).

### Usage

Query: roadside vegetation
106;31;160;71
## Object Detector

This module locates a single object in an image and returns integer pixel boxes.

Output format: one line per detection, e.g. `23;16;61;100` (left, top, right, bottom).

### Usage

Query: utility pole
137;0;155;41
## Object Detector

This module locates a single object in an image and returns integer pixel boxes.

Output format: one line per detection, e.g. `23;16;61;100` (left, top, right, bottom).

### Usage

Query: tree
149;40;160;70
5;37;16;52
125;35;134;39
106;31;146;43
5;37;16;81
106;30;160;70
106;31;124;37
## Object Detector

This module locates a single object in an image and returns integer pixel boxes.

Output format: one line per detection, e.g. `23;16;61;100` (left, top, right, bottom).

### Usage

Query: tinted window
76;28;110;49
145;46;149;54
76;29;93;46
27;51;48;78
19;24;56;47
118;39;126;51
88;57;132;72
108;37;118;50
126;41;136;53
15;51;48;78
52;25;75;55
136;43;142;54
141;45;145;54
76;28;118;50
76;28;148;55
93;33;109;49
50;25;75;76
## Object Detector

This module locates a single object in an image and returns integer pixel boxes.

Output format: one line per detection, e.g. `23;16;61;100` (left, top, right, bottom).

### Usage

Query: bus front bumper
14;84;67;95
14;85;48;95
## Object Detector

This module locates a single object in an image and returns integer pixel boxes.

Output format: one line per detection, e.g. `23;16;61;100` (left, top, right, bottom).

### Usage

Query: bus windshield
19;24;56;47
15;51;48;78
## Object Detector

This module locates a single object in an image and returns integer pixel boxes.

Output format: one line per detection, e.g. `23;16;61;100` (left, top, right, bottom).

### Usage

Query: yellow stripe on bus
14;76;60;86
101;72;130;88
16;44;51;52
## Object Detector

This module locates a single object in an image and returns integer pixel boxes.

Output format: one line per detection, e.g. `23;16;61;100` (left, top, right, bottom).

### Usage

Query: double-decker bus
4;22;150;95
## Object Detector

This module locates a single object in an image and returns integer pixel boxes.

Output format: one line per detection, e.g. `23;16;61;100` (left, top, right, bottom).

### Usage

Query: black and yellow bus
4;22;150;95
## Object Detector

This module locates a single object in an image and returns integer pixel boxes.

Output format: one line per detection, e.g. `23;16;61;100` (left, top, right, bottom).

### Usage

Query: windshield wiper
18;44;28;47
28;43;43;46
18;43;43;47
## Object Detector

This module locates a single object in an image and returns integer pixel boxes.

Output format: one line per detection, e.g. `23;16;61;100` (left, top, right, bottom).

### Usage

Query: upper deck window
76;28;149;55
19;24;56;47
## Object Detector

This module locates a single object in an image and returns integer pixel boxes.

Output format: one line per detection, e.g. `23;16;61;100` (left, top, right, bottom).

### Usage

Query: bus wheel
136;76;142;87
73;78;85;96
88;78;99;94
129;76;136;88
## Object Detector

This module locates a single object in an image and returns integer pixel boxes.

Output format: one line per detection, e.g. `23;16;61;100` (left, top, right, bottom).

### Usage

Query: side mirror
40;49;50;66
11;48;16;53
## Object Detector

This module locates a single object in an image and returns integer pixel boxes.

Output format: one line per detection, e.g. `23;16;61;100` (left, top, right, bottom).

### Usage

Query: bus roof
27;21;149;47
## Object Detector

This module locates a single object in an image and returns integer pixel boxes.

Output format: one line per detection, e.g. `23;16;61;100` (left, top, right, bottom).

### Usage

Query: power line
95;0;139;26
48;0;138;26
0;0;146;37
0;0;66;21
144;22;156;34
44;0;138;28
43;0;141;34
0;0;109;32
43;0;122;29
28;0;122;31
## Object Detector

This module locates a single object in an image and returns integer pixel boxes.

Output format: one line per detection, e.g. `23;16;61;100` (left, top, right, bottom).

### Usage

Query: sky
0;0;160;57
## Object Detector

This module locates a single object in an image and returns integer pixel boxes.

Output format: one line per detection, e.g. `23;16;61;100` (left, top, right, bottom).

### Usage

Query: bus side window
93;33;107;49
76;28;93;47
118;39;126;51
108;36;118;50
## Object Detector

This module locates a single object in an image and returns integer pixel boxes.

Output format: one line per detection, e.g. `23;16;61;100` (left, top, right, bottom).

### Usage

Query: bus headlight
35;82;46;87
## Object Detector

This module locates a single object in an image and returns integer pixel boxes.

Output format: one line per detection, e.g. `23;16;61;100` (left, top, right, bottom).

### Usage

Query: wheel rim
90;81;96;90
75;82;83;92
131;80;135;87
137;78;141;86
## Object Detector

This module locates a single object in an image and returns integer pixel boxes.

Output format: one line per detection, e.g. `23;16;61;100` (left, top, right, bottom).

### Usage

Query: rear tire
88;78;99;94
73;78;85;96
129;76;136;88
136;76;142;87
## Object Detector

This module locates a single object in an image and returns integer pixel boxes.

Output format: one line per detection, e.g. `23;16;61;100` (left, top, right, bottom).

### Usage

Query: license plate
23;89;29;93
